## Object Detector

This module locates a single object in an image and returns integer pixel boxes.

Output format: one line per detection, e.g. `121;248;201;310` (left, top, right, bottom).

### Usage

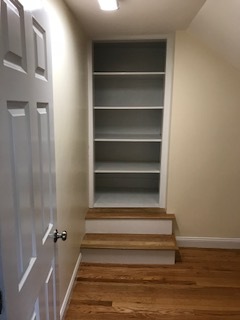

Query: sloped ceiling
64;0;240;71
188;0;240;71
64;0;206;38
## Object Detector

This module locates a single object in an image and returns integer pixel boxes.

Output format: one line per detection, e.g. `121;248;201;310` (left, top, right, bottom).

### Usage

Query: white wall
46;0;89;310
167;30;240;238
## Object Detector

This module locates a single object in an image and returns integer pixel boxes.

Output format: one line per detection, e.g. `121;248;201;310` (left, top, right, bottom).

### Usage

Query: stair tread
82;233;178;250
86;208;175;220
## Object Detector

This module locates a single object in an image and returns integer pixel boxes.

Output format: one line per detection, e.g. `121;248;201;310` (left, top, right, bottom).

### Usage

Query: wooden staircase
81;208;178;264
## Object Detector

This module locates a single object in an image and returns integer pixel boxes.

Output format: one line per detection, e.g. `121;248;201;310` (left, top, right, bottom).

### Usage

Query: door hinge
0;290;2;314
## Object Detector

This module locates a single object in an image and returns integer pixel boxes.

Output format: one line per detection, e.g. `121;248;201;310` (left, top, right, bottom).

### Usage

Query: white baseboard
176;236;240;249
60;253;82;320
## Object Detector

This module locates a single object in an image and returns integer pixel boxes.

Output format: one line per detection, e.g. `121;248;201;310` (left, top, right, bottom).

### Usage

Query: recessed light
98;0;119;11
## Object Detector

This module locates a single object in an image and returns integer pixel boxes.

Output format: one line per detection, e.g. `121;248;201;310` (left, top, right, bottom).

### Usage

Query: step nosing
81;233;178;251
86;208;176;221
82;247;178;250
87;208;167;212
86;214;175;220
83;233;175;236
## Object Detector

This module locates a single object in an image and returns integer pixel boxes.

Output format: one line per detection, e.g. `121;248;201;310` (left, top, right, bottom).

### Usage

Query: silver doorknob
53;229;67;242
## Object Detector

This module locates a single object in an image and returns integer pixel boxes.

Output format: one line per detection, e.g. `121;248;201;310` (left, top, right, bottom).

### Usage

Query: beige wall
46;0;89;309
167;31;240;238
42;1;240;309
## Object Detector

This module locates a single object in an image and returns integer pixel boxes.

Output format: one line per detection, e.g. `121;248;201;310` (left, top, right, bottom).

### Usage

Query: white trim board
81;248;175;265
60;253;82;320
159;33;175;208
176;237;240;249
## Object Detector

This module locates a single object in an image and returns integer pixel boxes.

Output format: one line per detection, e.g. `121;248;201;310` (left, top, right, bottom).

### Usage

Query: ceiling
63;0;240;71
63;0;206;38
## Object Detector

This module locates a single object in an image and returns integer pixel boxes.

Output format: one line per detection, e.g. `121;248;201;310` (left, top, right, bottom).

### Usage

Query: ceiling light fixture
98;0;119;11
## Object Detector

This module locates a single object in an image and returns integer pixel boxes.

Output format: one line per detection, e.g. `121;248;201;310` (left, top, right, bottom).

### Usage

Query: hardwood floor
64;248;240;320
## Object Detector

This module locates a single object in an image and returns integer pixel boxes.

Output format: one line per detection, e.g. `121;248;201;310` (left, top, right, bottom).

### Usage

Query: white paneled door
0;1;60;319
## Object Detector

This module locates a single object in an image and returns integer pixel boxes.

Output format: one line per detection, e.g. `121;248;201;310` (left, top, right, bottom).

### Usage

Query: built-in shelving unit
89;39;173;207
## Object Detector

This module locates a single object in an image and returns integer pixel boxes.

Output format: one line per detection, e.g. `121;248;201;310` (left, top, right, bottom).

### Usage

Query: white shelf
94;106;164;110
94;189;159;208
95;162;160;173
94;133;162;142
94;72;165;76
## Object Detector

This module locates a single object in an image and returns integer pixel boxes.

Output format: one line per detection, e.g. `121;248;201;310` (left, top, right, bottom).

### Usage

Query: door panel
33;17;48;80
44;264;56;319
37;104;53;239
30;260;56;320
7;102;36;288
1;0;27;71
0;1;58;319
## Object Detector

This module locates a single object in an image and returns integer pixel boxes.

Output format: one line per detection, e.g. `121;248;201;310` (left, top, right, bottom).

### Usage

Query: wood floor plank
69;282;240;307
64;248;240;320
65;314;240;320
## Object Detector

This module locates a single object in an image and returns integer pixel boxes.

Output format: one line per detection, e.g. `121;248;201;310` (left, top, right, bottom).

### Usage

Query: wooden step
82;208;178;265
86;207;171;219
81;233;178;265
85;208;175;235
82;233;178;250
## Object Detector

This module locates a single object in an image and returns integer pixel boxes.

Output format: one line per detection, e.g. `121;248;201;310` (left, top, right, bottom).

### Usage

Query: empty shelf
94;133;162;142
95;162;160;173
94;189;159;208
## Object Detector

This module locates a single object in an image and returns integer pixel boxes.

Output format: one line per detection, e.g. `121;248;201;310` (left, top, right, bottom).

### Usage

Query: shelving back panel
94;75;164;107
94;41;166;72
95;142;161;163
95;173;160;190
95;109;163;135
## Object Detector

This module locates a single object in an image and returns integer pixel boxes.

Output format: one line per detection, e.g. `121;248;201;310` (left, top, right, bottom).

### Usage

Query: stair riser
86;219;172;235
81;249;175;264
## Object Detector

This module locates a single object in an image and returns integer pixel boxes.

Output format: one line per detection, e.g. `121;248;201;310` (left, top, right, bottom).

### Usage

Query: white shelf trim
159;34;175;208
94;106;164;110
95;133;162;142
93;71;165;76
95;162;160;173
